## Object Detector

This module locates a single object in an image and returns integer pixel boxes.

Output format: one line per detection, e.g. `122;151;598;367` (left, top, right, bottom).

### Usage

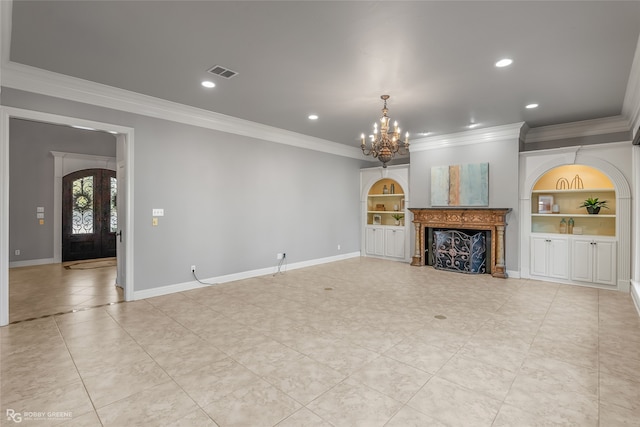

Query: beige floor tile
2;380;94;426
407;376;502;427
504;374;598;424
58;410;102;426
9;261;121;323
348;355;431;403
1;350;82;403
173;358;259;407
233;339;305;375
96;381;198;426
202;377;301;427
600;351;640;382
493;403;587;427
599;372;640;412
303;339;380;376
457;337;529;373
275;408;332;426
383;339;455;374
599;401;640;426
528;334;598;370
4;257;640;426
144;335;228;378
384;405;448;427
261;354;345;404
171;409;219;426
434;354;517;401
306;378;403;427
82;357;171;409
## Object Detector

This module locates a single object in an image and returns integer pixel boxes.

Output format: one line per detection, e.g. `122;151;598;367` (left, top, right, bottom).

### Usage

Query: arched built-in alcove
520;152;631;291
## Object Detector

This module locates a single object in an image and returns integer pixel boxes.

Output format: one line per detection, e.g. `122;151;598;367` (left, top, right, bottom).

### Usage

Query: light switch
36;213;44;219
39;219;44;225
152;209;164;216
37;207;45;213
152;217;159;226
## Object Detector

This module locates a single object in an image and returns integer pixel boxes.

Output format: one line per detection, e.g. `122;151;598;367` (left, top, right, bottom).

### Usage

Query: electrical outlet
337;244;341;251
276;253;284;260
191;265;196;273
14;249;20;256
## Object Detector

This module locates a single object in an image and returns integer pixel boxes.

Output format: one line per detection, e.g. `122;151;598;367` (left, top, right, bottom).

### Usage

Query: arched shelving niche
531;164;616;236
520;153;631;292
360;166;410;262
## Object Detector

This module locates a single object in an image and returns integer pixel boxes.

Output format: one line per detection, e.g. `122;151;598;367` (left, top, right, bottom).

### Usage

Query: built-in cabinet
528;164;618;288
361;166;409;262
571;237;616;286
530;234;569;280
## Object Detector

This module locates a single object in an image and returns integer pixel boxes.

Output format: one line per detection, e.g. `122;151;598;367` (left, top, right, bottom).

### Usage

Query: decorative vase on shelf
586;206;600;215
383;185;389;194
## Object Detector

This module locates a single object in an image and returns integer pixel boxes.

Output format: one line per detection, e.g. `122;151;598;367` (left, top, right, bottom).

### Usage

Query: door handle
116;230;122;242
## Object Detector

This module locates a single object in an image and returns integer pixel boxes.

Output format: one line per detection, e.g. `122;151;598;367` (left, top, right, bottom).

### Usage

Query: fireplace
432;229;487;274
409;208;511;278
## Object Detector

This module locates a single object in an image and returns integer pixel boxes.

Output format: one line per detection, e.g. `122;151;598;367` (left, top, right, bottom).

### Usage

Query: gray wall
9;118;116;262
3;88;366;291
409;136;520;272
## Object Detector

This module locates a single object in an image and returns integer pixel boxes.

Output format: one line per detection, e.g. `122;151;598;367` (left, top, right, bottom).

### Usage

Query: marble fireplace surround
409;208;511;278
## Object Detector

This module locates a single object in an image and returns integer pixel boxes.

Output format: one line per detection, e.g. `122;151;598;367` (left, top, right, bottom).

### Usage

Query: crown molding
524;115;631;144
623;33;640;138
0;61;363;161
410;122;525;152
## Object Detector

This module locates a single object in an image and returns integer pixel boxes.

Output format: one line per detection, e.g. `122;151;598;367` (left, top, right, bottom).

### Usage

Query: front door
62;168;117;261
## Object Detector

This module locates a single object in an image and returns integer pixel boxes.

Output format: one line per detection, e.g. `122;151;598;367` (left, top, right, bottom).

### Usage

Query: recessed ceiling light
417;132;431;136
201;80;215;88
308;114;318;120
495;58;513;68
526;103;539;109
467;123;480;129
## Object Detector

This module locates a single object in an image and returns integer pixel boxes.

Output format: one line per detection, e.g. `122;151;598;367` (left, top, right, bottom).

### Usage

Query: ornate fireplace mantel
409;208;511;278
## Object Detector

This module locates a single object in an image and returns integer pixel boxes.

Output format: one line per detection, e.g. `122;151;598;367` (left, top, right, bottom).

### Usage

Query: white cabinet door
571;238;616;286
365;227;384;256
384;228;405;258
571;239;593;282
593;240;616;286
530;236;550;277
530;235;568;279
548;237;569;279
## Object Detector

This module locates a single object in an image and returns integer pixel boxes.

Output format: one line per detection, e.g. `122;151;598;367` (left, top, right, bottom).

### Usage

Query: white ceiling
7;1;640;146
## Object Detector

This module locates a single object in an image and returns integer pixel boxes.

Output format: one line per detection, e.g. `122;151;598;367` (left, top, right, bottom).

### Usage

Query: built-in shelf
532;188;614;193
531;213;615;218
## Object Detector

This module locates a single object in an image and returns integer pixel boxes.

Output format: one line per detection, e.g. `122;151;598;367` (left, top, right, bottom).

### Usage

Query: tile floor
8;258;123;323
1;257;639;426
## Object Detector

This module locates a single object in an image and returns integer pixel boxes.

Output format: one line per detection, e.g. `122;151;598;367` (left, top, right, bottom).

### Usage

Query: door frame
62;168;117;262
0;106;135;326
52;152;117;264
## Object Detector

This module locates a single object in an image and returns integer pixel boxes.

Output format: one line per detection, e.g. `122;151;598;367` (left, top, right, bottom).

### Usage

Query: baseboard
9;258;56;268
506;269;521;279
133;251;361;301
631;280;640;317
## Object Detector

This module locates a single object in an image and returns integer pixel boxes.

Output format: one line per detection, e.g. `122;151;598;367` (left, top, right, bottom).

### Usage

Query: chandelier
360;95;409;168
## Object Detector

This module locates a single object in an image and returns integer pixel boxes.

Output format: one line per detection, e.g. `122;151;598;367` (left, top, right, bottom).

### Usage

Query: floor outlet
191;265;196;273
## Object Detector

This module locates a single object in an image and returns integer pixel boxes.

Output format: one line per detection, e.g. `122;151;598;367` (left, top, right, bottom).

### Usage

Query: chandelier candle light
361;95;409;168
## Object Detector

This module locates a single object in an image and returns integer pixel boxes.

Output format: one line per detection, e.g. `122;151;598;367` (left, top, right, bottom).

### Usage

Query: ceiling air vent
207;65;238;79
